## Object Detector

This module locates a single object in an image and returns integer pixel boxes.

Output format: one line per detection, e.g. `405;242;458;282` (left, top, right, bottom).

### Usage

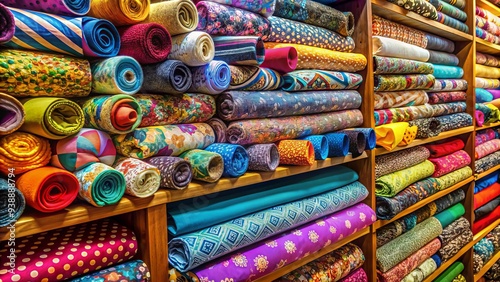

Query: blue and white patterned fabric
300;135;329;160
205;143;249;177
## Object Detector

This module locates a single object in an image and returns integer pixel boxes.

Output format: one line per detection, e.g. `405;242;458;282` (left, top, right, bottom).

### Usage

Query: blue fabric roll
300;135;329;160
432;254;442;267
189;60;231;94
475;171;499;194
69;260;150;281
432;64;464;79
476;88;494;103
345;128;376;150
91;56;143;95
338;130;366;157
0;178;25;227
205;143;249;178
81;17;120;57
168;165;359;235
324;132;349;157
474;238;495;263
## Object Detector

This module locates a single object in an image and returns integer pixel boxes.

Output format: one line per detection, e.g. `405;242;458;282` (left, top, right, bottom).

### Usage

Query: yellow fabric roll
486;104;500;123
487;98;500;108
375;122;409;151
88;0;150;26
144;0;198;35
398;125;418;146
476;64;500;79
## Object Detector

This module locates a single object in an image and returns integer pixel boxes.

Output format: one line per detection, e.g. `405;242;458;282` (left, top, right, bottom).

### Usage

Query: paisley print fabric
145;156;193;190
373;56;434;74
282;70;363;92
428;150;471;178
374;91;429;110
374;74;435;92
386;0;439;19
180;149;224;182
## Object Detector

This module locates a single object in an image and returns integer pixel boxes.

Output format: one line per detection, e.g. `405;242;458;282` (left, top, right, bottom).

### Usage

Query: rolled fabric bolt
113;158;161;198
0;178;25;227
324;132;350;157
245;143;280;171
277;140;315;166
91;56;143;95
189;60;231;94
344;128;376;150
260;47;298;73
145;0;199;36
213;36;266;66
145;156;193;190
338;130;366;157
0;0;90;16
88;0;149;26
141;60;192;94
0;4;15;43
118;23;172;64
0;132;51;174
207;118;227;143
168;31;214;66
180;149;224;183
477;110;485;127
0;92;24;135
205;143;249;177
300;135;329;160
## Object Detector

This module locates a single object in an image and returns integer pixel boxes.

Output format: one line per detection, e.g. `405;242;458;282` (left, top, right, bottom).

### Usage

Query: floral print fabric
282;70;363;92
375;160;435;197
113;158;161;198
374;74;435;92
427;91;467;104
70;260;150;281
180;149;224;182
373;56;434;74
428;150;471;177
386;0;439;20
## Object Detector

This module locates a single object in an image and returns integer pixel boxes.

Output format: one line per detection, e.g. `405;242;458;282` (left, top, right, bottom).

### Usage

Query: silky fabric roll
277;140;315;166
88;0;149;26
375;146;430;178
372;15;428;48
372;36;430;62
168;31;214;66
16;166;78;214
476;139;500;159
436;12;469;33
429;0;467;21
475;197;500;219
374;74;435;92
141;60;192;94
374;91;429;110
0;49;92;97
408;118;442;139
428;50;460;66
136;94;215;127
386;0;439;19
0;93;23;135
428;92;467;104
486;89;500;99
113;158;161;198
4;8;120;57
245;143;280;171
475;171;499;193
179;149;224;182
207;118;227;143
377;217;443;272
429;150;471;177
477;88;494;103
218;90;362;121
439;217;470;246
113;123;215;159
474;205;500;233
373;56;434;74
477;52;500;66
340;268;368;282
475;151;500;173
435;203;466;228
265;42;368;72
426;33;455;53
118;23;172;64
301;135;329;160
0;4;13;44
74;162;126;207
266;16;355;52
273;0;354;36
260;47;298;73
432;255;442;268
374;122;409;151
375;160;435;197
433;64;464;79
145;156;192;190
189;60;231;94
205;143;249;177
434;262;464;282
476;77;500;88
474;183;500;210
0;132;51;174
78;95;142;134
70;260;150;281
337;130;366;158
438;229;473;262
170;182;368;272
477;64;500;78
476;129;497;146
324;133;350;157
213;36;265;66
344;128;377;150
197;1;270;37
477;110;486;127
282;70;363;91
425;138;465;158
435;113;473;132
429;79;468;92
91;56;143;95
145;0;198;36
228;66;283;91
194;0;275;17
0;178;24;227
401;258;438;282
0;0;90;16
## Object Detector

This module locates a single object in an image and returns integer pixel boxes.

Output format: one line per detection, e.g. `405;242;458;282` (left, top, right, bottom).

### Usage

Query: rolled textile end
141;60;193;94
189;60;231;94
118;23;172;64
91;56;143;95
245;143;280;171
343;128;376;150
81;17;121;57
88;0;149;26
0;92;24;135
408;118;442;139
146;0;199;36
114;158;161;198
277;140;315;166
300;135;329;160
0;132;51;174
0;3;14;44
205;143;249;177
213;36;266;66
476;110;485;127
260;47;297;74
145;156;193;190
180;149;224;183
207;118;228;143
337;130;366;157
0;178;25;227
324;133;349;157
168;31;215;66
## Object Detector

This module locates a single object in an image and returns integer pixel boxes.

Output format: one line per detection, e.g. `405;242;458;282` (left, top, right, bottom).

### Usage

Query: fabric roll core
179;2;197;30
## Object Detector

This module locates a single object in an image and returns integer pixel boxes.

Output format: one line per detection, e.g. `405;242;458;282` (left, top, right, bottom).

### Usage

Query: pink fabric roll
476;110;485;127
476;139;500;159
428;150;471;177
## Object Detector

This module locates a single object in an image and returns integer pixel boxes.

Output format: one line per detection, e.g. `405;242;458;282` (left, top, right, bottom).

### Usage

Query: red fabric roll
260;47;298;74
424;138;465;158
118;23;172;64
473;204;500;234
475;182;500;210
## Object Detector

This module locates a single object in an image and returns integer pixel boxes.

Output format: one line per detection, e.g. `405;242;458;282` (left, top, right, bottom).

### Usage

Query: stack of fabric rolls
474;225;500;274
434;262;467;282
372;15;472;152
475;128;500;175
473;170;500;234
476;7;500;46
475;52;500;125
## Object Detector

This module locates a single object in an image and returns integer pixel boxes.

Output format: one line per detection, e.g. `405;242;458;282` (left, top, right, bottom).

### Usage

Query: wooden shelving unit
477;121;500;130
476;163;500;180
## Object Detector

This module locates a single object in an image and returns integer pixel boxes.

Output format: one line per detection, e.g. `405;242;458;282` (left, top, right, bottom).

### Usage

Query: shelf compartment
477;0;500;16
423;239;475;282
474;218;500;242
477;121;500;130
371;0;473;41
476;163;500;181
473;219;500;281
476;38;500;55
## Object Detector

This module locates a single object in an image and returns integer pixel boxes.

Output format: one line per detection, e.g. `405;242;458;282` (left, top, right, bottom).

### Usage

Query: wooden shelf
477;0;500;16
423;239;475;282
253;227;371;281
477;121;500;130
475;250;500;281
373;177;473;230
167;152;368;203
475;163;500;180
371;0;473;41
476;38;500;55
374;126;474;156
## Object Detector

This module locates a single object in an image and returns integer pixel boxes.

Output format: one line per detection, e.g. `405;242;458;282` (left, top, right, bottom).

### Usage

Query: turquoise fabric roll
301;135;329;160
476;88;494;103
432;64;464;79
325;132;349;157
168;165;358;235
434;203;466;228
204;143;249;177
91;56;143;95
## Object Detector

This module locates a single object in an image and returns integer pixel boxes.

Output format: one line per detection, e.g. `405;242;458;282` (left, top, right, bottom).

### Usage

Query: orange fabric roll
111;100;139;131
277;140;315;166
0;132;51;174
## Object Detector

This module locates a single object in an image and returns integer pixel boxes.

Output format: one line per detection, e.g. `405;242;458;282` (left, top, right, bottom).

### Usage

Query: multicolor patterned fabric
0;93;23;135
205;143;249;177
375;146;430;178
372;36;430;62
401;258;438;282
375;91;429;110
435;113;473;132
476;77;500;88
74;162;126;207
113;158;161;198
386;0;438;19
374;56;434;74
0;0;90;16
207;118;227;143
372;15;428;48
432;64;464;79
477;52;500;67
475;150;500;173
0;178;25;227
168;31;214;67
246;143;280;171
228;66;283;91
260;46;298;73
180;149;224;183
374;74;435;92
0;132;51;174
213;36;265;66
70;260;150;281
439;217;470;246
217;90;361;121
374;102;467;126
428;50;460;66
474;238;495;266
226;110;363;145
145;0;198;36
190;60;231;94
118;23;171;65
282;70;362;92
429;150;471;177
485;261;500;280
438;229;473;262
435;166;473;189
429;79;468;92
169;182;368;271
141;60;192;94
199;0;275;17
375;160;435;197
87;0;149;26
90;56;143;95
430;0;467;21
408;118;442;139
113;123;215;159
441;0;465;8
476;139;500;159
145;156;192;190
277;139;315;166
301;135;328;160
477;16;500;38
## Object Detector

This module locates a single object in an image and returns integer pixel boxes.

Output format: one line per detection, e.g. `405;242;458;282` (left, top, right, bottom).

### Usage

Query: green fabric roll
436;166;472;190
74;163;126;207
376;217;443;272
375;160;435;197
434;203;465;228
434;262;464;282
179;149;224;183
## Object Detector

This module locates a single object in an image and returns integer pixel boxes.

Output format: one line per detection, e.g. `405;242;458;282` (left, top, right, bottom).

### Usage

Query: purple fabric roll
245;143;280;171
476;129;496;146
207;118;227;143
145;156;193;190
339;267;369;282
487;89;500;99
0;3;14;43
190;203;376;281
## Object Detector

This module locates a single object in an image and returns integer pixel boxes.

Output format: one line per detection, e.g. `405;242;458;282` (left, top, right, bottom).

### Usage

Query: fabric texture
87;0;149;26
429;79;468;92
69;260;150;282
141;60;192;94
439;217;470;246
374;122;410;151
474;183;500;210
0;0;90;16
325;133;349;157
0;92;24;135
301;135;329;160
372;36;430;62
428;50;460;66
374;91;429;110
438;229;473;262
475;171;499;193
145;156;192;190
372;15;427;48
386;0;439;19
426;33;455;52
477;51;500;67
427;92;467;104
375;146;430;178
345;128;376;150
113;158;161;198
476;139;500;159
260;46;298;73
476;129;496;146
475;150;500;173
474;205;500;234
0;178;25;227
475;196;500;219
228;66;283;91
373;56;434;74
374;102;467;126
375;160;435;197
408;118;442;139
400;258;438;282
476;77;500;88
339;268;368;282
168;31;214;66
432;64;464;79
277;140;315;166
338;130;366;158
195;0;275;17
435;113;473;132
118;23;171;64
246;143;280;171
0;132;51;174
282;70;362;92
207;118;227;143
477;64;500;79
189;60;231;94
435;203;466;228
91;56;143;95
434;262;464;282
435;11;469;33
145;0;198;36
374;74;435;92
213;36;265;66
205;143;249;177
476;88;494;103
180;149;224;183
428;150;471;177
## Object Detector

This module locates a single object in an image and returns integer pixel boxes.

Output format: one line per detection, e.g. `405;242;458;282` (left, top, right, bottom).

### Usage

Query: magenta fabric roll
429;150;471;178
476;129;497;146
476;139;500;159
339;267;368;282
476;110;485;127
190;203;376;281
0;3;14;44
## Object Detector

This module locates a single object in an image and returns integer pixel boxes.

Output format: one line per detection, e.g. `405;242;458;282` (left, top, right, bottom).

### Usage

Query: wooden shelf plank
423;239;475;282
253;227;371;281
373;177;473;230
476;163;500;180
375;127;474;156
371;0;473;41
476;38;500;55
475;250;500;281
477;0;500;16
477;121;500;130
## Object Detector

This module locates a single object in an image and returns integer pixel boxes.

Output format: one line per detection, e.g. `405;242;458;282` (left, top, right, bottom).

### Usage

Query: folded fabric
374;122;409;151
372;15;428;48
488;98;500;109
282;70;362;92
78;95;143;134
477;64;500;79
227;66;282;91
0;49;92;97
475;150;500;174
259;47;298;73
476;171;499;194
436;190;466;215
438;231;473;263
401;258;438;282
266;16;355;52
477;129;497;147
474;239;494;270
375;146;430;178
476;77;500;89
433;64;464;79
300;135;328;160
427;91;467;104
195;0;275;17
0;0;90;16
375;102;467;126
189;60;231;94
477;88;494;103
435;203;466;228
434;262;464;282
374;90;429;110
20;97;84;140
227;110;363;145
16;166;79;212
387;0;439;19
474;205;500;234
179;149;224;182
476;139;500;159
145;0;198;35
477;103;493;123
373;56;434;74
118;23;171;64
277;139;315;166
372;36;430;62
374;74;435;92
426;33;455;52
141;60;192;94
485;104;500;123
205;143;249;177
375;160;435;197
4;8;120;57
0;132;51;174
88;0;148;26
207;118;227;143
135;94;215;127
0;93;24;135
439;217;470;246
217;90;362;121
475;183;500;210
435;113;473;132
340;268;368;282
428;50;460;66
486;89;500;99
145;156;192;190
429;79;468;92
408;118;442;139
435;166;473;190
213;36;265;66
170;182;368;272
475;196;500;219
477;52;500;67
0;178;25;227
113;158;161;198
168;31;214;66
246;143;280;171
91;56;143;95
436;11;469;33
264;42;367;72
69;260;150;282
425;138;465;158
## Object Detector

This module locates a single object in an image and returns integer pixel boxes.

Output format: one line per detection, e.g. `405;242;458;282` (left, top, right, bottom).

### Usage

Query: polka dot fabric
0;219;137;282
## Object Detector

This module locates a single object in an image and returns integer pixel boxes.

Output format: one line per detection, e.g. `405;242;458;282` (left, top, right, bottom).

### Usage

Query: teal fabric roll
476;88;494;103
434;262;464;282
432;64;464;79
434;203;466;228
74;163;126;207
301;135;329;160
91;56;143;95
168;165;358;235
